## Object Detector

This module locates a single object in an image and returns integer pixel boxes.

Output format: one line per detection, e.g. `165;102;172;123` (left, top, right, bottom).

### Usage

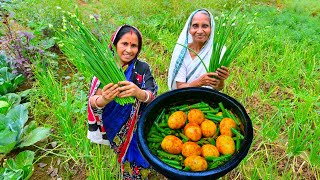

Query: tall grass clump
30;63;120;179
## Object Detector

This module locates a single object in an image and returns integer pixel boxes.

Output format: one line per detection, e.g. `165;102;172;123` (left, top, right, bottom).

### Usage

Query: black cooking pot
137;87;253;180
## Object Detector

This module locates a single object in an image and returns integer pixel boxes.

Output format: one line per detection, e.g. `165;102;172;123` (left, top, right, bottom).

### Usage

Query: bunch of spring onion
177;4;253;74
209;5;253;72
57;13;134;105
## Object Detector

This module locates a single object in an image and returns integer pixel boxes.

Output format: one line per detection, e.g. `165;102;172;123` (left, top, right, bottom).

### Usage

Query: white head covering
168;9;215;90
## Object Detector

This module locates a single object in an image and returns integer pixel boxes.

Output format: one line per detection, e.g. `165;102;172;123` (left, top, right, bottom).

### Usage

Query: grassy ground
1;0;319;179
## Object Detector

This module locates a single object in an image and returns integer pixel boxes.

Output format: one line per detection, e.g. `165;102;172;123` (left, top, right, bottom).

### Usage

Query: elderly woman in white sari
168;9;230;90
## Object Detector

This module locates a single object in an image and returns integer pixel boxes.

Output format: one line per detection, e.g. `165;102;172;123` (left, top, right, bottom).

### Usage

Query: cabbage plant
0;150;35;180
0;93;21;115
0;103;50;154
0;67;25;96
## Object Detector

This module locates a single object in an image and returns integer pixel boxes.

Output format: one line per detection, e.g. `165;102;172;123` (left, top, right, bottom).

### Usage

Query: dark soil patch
30;156;87;180
277;153;317;180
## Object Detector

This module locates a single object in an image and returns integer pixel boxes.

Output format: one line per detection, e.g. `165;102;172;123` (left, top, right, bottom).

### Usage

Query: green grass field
1;0;319;179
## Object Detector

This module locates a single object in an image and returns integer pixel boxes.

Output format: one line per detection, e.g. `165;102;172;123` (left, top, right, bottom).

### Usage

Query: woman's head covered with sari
168;9;215;90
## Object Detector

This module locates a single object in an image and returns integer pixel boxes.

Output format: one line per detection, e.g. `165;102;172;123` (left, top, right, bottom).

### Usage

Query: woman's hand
193;72;225;90
101;83;120;102
117;81;141;98
216;66;230;80
176;72;223;90
196;72;220;87
90;83;119;108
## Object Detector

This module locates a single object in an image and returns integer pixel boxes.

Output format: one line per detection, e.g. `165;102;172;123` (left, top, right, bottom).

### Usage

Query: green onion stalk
57;13;134;105
209;5;254;72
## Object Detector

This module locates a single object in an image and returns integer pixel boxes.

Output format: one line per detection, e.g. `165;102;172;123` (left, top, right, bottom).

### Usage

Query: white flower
48;24;53;29
231;23;236;26
222;23;226;26
56;6;61;10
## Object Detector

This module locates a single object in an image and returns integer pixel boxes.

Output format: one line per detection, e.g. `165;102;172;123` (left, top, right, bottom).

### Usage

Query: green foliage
0;67;25;95
0;101;10;114
210;5;254;72
0;53;9;68
0;93;22;115
4;0;320;179
56;13;134;105
0;150;35;180
31;64;121;179
0;104;50;154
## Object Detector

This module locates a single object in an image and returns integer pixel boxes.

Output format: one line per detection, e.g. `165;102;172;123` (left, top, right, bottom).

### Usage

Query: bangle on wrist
139;90;150;103
94;96;104;109
143;90;150;103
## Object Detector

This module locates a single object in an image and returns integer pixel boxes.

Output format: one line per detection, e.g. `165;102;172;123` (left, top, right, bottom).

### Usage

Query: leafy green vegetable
0;67;25;96
0;100;10;114
0;150;35;180
0;53;9;68
0;93;22;115
0;103;51;154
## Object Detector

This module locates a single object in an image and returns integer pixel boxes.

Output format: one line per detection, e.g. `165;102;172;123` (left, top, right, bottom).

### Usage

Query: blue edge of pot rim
137;87;254;180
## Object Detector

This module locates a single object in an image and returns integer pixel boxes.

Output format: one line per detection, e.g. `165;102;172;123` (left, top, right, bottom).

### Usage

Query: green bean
231;128;244;139
210;107;220;114
226;110;240;125
208;161;220;169
154;108;166;125
159;122;168;128
212;127;220;139
197;138;210;146
198;107;210;111
206;113;223;119
235;135;241;151
161;158;181;166
202;110;213;114
147;138;163;143
148;142;160;149
150;133;162;138
210;138;216;145
218;102;228;117
167;164;183;169
170;104;188;111
157;150;183;161
205;154;231;162
183;166;191;171
205;114;223;122
179;133;189;142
